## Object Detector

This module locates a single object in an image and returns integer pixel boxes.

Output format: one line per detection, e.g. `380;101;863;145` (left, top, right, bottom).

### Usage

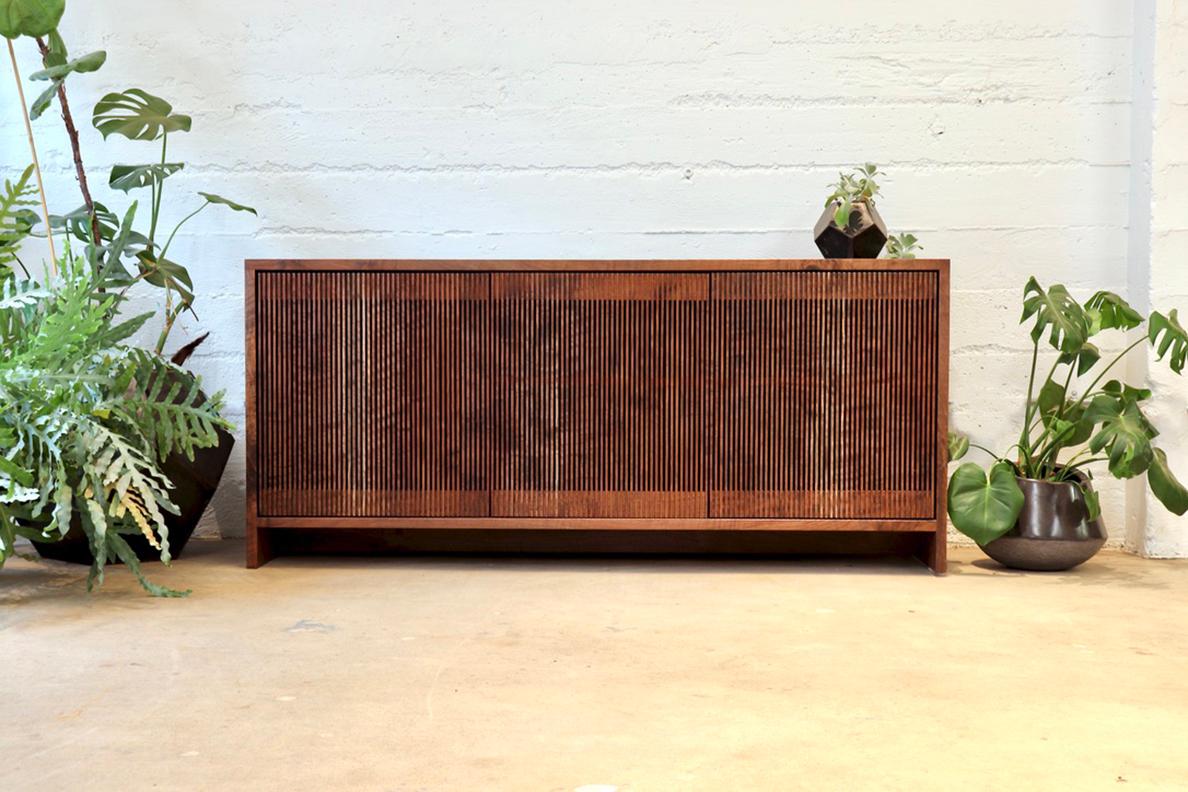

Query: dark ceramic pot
813;200;888;258
981;475;1107;572
32;427;234;564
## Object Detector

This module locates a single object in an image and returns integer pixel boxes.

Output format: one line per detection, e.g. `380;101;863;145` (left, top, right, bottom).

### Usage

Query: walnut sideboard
245;259;950;571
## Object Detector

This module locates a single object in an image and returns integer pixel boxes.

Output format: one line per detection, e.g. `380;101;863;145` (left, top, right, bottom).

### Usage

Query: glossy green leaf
1058;341;1100;377
947;431;969;462
1148;447;1188;516
28;78;62;119
28;49;105;80
1081;484;1101;521
833;195;852;228
93;88;192;141
1084;290;1143;335
198;191;257;215
108;162;184;192
947;461;1025;546
137;250;194;306
0;0;64;38
1149;309;1187;374
1021;277;1089;354
1085;394;1156;478
52;201;118;242
0;454;34;486
1101;379;1151;403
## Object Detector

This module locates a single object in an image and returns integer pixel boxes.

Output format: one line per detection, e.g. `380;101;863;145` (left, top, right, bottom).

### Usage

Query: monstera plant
948;277;1188;552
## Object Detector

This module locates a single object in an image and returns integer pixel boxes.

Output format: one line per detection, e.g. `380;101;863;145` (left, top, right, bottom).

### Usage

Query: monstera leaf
137;249;194;306
1149;448;1188;516
0;0;63;38
93;89;192;141
108;162;184;192
947;461;1025;546
1085;290;1143;334
1149;309;1187;374
198;192;257;215
1085;394;1156;478
52;201;119;242
1021;277;1089;354
1058;341;1100;376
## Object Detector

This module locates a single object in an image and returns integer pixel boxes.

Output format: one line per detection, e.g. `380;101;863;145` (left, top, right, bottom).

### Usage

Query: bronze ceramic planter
981;475;1107;571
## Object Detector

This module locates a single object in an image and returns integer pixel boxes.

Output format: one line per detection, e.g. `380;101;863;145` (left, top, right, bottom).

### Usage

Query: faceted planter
813;200;888;258
981;475;1107;572
32;427;234;564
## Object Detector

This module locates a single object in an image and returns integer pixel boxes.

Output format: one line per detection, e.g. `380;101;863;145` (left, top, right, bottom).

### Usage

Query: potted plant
948;277;1188;570
1;245;231;595
3;0;255;566
814;163;889;258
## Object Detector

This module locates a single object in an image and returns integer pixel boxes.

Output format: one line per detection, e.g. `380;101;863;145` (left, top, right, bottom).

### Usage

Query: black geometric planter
32;427;235;565
814;200;888;258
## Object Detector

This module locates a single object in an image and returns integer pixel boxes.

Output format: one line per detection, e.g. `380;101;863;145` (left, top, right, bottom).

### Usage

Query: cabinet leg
247;526;275;568
916;532;947;574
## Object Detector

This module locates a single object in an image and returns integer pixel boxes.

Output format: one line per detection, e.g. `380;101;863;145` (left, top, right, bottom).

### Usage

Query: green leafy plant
3;1;253;592
885;232;922;259
824;163;883;228
0;250;230;595
948;278;1188;544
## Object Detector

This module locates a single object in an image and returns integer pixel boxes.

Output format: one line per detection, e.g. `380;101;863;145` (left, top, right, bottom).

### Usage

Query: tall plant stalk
6;38;55;275
34;35;100;246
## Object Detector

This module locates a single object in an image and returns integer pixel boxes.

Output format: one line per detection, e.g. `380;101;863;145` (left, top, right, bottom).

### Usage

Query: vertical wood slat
255;270;488;516
489;273;709;517
251;263;940;524
709;271;939;519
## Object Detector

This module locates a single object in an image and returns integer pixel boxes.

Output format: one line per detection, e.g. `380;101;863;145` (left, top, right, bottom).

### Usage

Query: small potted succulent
948;277;1187;571
814;163;889;258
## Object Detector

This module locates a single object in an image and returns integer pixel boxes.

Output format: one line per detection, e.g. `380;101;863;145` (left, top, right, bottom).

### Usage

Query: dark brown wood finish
246;259;950;571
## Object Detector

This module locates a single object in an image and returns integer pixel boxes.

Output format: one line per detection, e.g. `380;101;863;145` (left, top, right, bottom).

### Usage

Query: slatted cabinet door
490;272;710;517
254;270;489;517
711;270;939;519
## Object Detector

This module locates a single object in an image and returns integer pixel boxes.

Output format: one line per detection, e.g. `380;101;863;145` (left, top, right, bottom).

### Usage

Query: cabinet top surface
246;258;948;273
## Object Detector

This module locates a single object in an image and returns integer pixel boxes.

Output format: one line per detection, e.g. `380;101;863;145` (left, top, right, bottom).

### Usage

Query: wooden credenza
246;259;949;571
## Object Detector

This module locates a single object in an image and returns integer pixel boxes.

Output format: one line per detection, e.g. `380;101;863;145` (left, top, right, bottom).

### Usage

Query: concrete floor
1;541;1186;791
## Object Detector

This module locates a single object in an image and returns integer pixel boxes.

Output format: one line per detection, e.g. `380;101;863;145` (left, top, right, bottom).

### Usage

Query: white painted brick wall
3;1;1176;551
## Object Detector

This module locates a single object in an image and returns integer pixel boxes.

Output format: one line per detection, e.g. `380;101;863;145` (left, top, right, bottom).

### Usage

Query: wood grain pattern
490;273;707;517
245;259;949;572
710;271;938;519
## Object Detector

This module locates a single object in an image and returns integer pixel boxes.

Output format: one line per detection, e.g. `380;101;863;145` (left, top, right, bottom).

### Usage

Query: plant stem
1018;339;1041;472
968;443;1004;461
159;201;209;261
34;36;99;248
6;38;56;276
1065;337;1148;415
149;133;167;246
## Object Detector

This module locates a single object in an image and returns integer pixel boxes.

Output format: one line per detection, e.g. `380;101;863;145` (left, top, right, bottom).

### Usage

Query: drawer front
254;270;489;516
490;273;709;518
711;271;939;519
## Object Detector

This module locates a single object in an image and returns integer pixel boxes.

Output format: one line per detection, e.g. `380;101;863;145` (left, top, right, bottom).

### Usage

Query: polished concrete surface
2;540;1186;791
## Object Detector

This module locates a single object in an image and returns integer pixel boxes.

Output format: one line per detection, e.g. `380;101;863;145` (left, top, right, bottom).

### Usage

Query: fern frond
0;278;50;311
0;165;37;275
